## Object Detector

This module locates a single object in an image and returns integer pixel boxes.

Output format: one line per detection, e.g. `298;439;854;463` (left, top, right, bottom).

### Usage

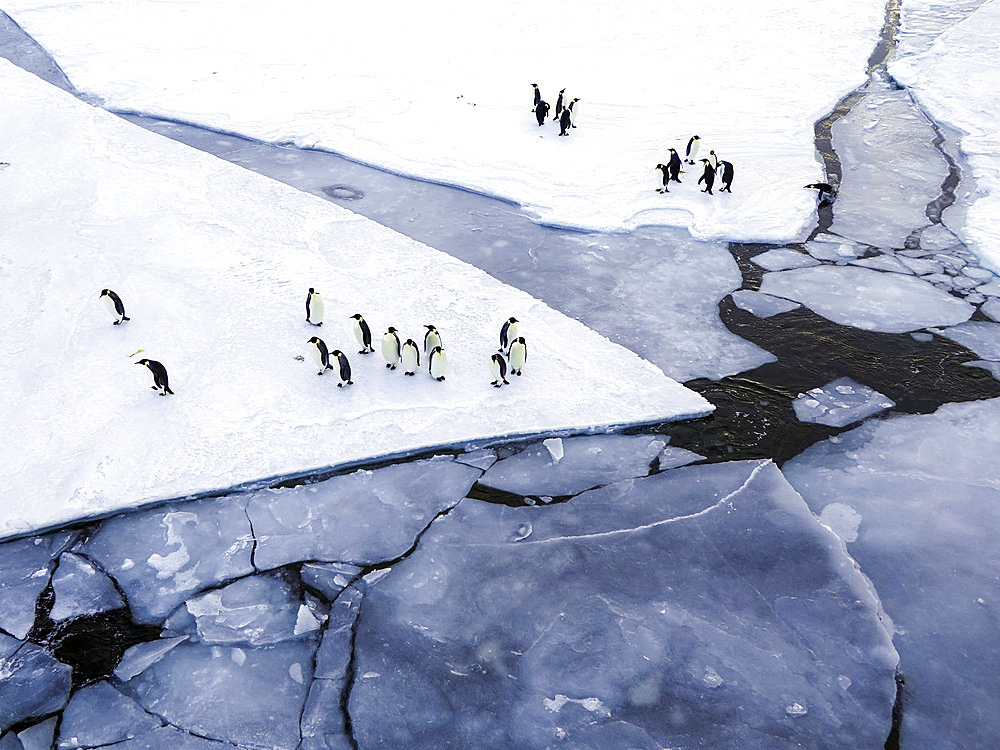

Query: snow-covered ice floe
1;0;885;241
784;398;1000;749
0;60;711;539
889;0;1000;272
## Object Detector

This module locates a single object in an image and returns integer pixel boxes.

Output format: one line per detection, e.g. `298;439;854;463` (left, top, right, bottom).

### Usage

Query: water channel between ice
2;2;1000;747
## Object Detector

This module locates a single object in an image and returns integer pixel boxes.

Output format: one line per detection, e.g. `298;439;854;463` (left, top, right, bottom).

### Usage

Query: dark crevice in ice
918;106;962;228
884;671;905;750
243;506;259;571
339;592;363;750
466;481;575;508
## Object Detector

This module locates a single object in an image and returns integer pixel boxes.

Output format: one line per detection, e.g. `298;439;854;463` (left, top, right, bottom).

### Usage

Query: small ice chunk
543;438;564;463
806;240;863;261
183;574;316;646
301;562;362;601
454;448;497;471
751;248;821;271
0;533;74;639
113;636;189;681
58;681;160;747
792;378;894;427
702;667;724;688
899;256;944;276
731;290;801;318
786;702;808;717
919;224;960;250
0;634;72;728
50;552;123;622
818;503;863;543
976;279;1000;297
850;254;914;274
658;446;704;470
910;332;933;342
17;716;57;750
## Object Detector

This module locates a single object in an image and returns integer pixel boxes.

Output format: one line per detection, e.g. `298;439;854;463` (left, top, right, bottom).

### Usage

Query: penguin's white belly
425;332;441;355
402;348;419;372
310;297;324;324
510;345;526;372
102;294;120;319
308;343;325;371
382;337;399;363
353;322;366;348
430;351;447;378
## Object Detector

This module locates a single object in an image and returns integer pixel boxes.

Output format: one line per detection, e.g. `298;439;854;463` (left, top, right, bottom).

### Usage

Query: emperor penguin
707;150;719;170
100;289;130;325
805;182;836;204
423;324;442;356
553;88;566;120
135;359;173;395
306;288;324;326
307;336;335;375
559;107;572;136
531;83;541;109
568;97;580;128
685;135;701;165
382;327;401;369
429;346;447;381
717;160;734;193
350;313;374;353
401;339;420;375
697;159;715;195
499;317;519;355
667;148;683;182
535;100;550;126
330;349;353;387
655;164;670;193
508;337;527;376
489;353;509;387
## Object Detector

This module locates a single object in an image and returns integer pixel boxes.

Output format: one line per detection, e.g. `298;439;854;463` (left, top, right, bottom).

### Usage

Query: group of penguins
531;84;580;136
655;135;734;196
99;287;529;395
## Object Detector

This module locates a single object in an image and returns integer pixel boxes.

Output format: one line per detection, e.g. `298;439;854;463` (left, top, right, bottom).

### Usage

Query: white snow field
890;0;1000;272
1;0;885;241
0;60;711;539
784;398;1000;749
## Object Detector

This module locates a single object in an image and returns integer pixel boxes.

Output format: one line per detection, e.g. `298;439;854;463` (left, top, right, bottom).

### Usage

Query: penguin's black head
694;135;700;140
656;163;666;170
560;88;565;93
350;313;362;320
308;287;315;294
669;148;677;154
135;359;148;366
331;349;343;357
531;83;538;87
387;326;397;333
425;324;436;331
100;289;110;297
509;317;518;323
308;336;321;344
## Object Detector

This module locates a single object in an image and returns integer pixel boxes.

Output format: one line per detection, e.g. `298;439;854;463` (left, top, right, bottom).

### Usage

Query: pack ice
0;60;711;539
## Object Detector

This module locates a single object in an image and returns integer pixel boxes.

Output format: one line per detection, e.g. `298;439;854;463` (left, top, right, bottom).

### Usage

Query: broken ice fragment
50;552;124;621
730;290;801;318
792;377;894;427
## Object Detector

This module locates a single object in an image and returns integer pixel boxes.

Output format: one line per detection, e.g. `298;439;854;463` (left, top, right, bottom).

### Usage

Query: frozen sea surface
785;398;1000;749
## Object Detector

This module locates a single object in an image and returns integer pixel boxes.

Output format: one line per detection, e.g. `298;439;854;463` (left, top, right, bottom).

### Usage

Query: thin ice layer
792;377;895;428
783;398;1000;749
0;60;711;539
349;460;898;748
1;0;884;240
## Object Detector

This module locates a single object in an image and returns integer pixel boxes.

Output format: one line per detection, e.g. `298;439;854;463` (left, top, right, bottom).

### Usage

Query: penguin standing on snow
499;317;519;355
401;339;420;376
568;98;580;128
707;150;719;170
535;100;550;126
559;106;572;136
429;346;447;381
531;83;541;109
685;135;701;165
349;314;375;354
805;182;836;204
382;327;401;369
508;337;527;376
698;159;715;195
655;164;671;193
136;359;173;395
667;148;683;182
424;325;442;357
553;88;566;120
489;353;509;387
307;336;335;375
100;289;130;325
330;350;353;387
306;288;324;326
717;160;735;193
